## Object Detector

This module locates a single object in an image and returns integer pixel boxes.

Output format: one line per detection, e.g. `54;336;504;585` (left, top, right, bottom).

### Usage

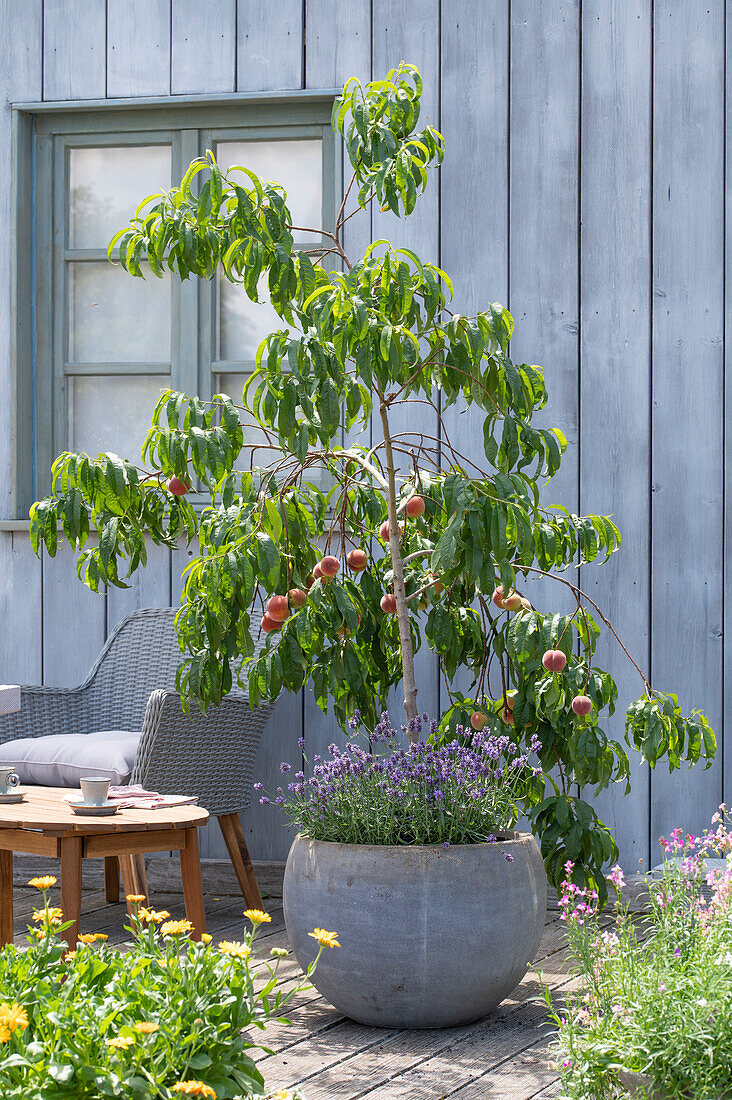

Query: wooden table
0;787;209;947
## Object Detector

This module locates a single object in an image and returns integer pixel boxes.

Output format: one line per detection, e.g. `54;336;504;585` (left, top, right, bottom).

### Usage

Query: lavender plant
257;712;543;847
547;810;732;1099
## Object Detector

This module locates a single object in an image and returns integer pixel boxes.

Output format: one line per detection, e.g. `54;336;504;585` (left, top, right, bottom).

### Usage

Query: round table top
0;786;209;835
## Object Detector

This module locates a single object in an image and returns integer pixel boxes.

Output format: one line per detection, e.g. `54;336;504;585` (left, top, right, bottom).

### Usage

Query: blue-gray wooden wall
0;0;728;869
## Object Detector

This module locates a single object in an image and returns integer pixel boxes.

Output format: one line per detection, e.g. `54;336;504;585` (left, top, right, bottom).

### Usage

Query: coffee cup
80;776;110;807
0;766;20;795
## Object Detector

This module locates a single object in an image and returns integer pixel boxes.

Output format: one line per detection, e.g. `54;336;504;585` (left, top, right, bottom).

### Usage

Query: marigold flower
160;919;195;936
0;1003;29;1032
32;907;63;925
200;933;212;944
308;928;340;949
244;909;271;925
27;876;57;890
78;933;108;944
0;1024;10;1044
172;1082;216;1098
133;1021;159;1034
270;1091;294;1100
218;940;251;959
126;894;146;904
138;907;170;924
105;1035;135;1050
65;950;77;961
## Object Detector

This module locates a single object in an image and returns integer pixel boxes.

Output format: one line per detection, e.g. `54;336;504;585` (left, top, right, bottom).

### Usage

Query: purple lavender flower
505;853;515;863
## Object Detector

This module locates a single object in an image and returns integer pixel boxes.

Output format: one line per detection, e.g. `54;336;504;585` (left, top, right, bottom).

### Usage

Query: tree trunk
379;400;419;733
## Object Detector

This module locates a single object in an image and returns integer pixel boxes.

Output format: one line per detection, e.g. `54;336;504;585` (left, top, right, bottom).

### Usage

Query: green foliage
28;62;715;898
0;890;316;1099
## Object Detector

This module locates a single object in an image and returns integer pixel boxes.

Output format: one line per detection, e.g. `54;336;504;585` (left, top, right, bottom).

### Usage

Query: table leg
180;828;206;940
104;856;120;904
119;855;144;914
60;836;83;949
218;812;264;909
0;850;13;946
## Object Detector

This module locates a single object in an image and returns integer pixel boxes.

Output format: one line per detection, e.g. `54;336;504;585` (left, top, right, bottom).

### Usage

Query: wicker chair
0;607;273;908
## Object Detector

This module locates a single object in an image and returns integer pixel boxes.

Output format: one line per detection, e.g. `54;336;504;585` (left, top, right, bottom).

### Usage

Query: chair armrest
131;689;274;816
0;686;85;745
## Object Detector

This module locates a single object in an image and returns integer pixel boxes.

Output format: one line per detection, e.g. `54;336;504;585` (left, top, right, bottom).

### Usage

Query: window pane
216;139;322;239
69;145;171;250
220;276;300;362
68;262;171;363
69;375;166;461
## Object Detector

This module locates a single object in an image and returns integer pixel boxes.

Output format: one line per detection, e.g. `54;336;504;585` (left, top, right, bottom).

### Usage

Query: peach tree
29;64;715;896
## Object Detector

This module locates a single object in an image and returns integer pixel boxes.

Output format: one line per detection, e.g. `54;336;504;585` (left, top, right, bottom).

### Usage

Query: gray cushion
0;731;141;786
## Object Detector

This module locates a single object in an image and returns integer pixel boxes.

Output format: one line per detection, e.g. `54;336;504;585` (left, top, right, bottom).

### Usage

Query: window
13;95;337;513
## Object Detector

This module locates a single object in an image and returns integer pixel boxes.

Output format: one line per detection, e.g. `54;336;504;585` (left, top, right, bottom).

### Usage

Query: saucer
67;798;119;817
0;791;25;804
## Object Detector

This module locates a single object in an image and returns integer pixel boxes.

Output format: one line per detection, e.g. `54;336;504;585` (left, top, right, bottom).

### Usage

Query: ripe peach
288;588;307;609
491;585;505;607
518;597;532;611
542;649;567;673
404;495;426;518
168;476;190;496
470;712;488;731
261;614;280;634
313;563;323;580
500;707;514;726
319;555;341;578
501;593;523;611
305;573;315;590
380;593;397;614
379;520;403;542
266;595;290;622
346;549;368;572
572;695;592;717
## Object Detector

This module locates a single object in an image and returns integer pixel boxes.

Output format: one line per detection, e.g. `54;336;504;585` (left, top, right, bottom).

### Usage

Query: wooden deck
10;859;573;1099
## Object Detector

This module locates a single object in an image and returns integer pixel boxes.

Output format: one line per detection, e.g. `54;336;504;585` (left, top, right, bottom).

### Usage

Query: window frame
11;91;339;518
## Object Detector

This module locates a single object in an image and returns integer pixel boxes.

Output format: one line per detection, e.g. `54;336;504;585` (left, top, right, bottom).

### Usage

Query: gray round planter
283;831;547;1028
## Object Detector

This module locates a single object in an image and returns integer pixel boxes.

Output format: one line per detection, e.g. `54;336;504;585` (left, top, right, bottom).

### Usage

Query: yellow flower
32;907;63;926
126;894;146;904
65;950;77;961
78;933;108;944
172;1082;216;1098
105;1035;135;1050
133;1021;159;1034
200;933;212;944
308;928;340;949
270;1092;293;1100
218;940;251;960
27;876;57;890
138;907;170;924
160;919;195;936
244;909;271;925
0;1024;10;1044
0;1003;29;1032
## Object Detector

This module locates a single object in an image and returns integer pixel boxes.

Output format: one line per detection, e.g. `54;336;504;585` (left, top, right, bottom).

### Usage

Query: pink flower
562;1057;573;1069
608;865;626;890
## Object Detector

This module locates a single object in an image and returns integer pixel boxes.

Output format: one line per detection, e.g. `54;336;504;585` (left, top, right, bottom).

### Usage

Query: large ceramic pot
283;831;547;1028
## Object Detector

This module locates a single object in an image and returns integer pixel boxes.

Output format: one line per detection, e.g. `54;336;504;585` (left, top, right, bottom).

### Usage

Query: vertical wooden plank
43;0;106;101
0;532;42;684
42;542;106;687
237;0;302;92
726;3;732;820
171;0;236;95
651;2;724;853
0;851;12;945
580;0;652;870
237;697;300;862
372;0;440;722
510;0;580;619
107;0;171;98
303;1;372;757
106;541;172;632
440;0;509;469
0;1;42;520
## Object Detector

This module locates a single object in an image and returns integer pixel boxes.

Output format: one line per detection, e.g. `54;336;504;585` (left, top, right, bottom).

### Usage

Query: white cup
0;766;20;795
80;776;110;806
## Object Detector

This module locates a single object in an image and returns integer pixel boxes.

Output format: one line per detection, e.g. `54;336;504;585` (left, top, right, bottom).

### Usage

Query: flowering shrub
547;808;732;1098
0;880;327;1100
256;711;542;846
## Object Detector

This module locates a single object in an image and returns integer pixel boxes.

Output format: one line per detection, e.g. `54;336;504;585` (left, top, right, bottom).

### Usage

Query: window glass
220;277;300;362
69;375;166;460
68;262;171;364
216;139;322;239
69;145;171;250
